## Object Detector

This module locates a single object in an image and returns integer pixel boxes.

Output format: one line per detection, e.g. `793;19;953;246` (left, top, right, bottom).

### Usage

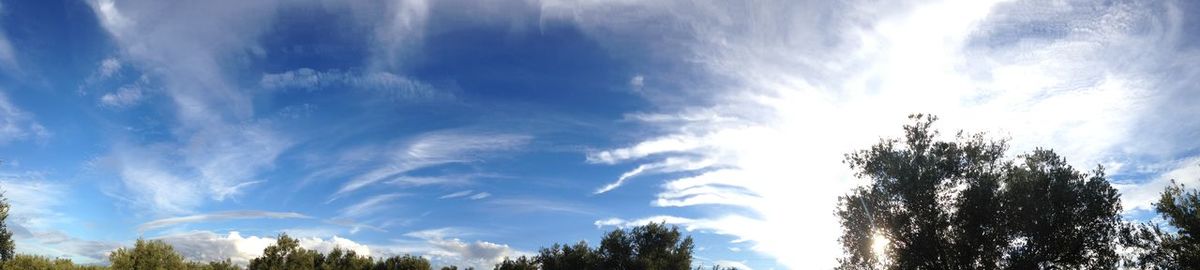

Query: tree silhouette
837;114;1121;269
493;256;537;270
0;189;13;262
109;239;189;270
1121;179;1200;269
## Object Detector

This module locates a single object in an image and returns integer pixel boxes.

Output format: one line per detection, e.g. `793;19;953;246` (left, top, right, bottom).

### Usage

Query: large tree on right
836;114;1122;269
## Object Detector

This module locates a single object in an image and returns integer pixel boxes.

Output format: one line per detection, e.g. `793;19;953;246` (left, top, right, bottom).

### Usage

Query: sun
871;231;890;264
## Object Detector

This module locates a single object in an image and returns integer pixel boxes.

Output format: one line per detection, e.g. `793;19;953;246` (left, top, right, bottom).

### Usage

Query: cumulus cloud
557;0;1200;268
155;228;524;269
138;211;312;232
384;228;523;269
155;231;371;265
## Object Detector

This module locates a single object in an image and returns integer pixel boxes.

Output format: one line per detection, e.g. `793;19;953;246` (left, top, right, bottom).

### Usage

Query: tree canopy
837;114;1122;269
1121;179;1200;269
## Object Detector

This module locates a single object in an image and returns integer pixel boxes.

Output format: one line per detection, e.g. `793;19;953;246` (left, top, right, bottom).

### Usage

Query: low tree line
0;197;729;270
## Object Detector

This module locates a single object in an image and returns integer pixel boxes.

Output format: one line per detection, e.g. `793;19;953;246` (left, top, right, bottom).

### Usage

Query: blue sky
0;0;1198;269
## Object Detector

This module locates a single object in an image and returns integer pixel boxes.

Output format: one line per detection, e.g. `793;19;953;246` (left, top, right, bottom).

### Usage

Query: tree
248;234;321;270
1121;180;1200;268
373;254;431;270
0;189;13;262
493;256;537;270
109;239;189;270
837;114;1122;269
537;222;692;270
321;248;374;270
537;241;598;270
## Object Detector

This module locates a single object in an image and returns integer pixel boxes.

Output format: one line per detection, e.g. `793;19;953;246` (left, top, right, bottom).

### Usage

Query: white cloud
1115;158;1200;213
0;90;48;145
155;228;524;269
1;172;122;263
98;57;122;79
558;0;1200;268
88;0;296;213
332;130;530;199
440;190;475;199
370;0;430;70
99;82;144;108
138;211;312;232
340;193;407;219
384;227;523;270
259;68;446;100
467;192;491;200
0;2;14;69
154;231;371;266
488;198;591;215
711;260;753;270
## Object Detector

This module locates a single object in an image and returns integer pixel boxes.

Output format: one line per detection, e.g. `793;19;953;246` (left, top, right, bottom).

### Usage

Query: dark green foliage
0;190;13;262
535;222;693;270
837;114;1122;269
1;254;106;270
109;239;189;270
1121;180;1200;269
187;259;242;270
537;241;598;270
492;256;536;270
373;254;431;270
247;234;321;270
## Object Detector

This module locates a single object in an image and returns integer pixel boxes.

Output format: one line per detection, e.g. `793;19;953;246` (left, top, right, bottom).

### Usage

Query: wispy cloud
138;211;312;232
331;130;530;199
260;68;448;101
488;198;591;215
1;172;121;263
88;0;295;214
0;90;48;145
467;192;491;200
0;2;15;70
340;193;408;219
439;190;475;199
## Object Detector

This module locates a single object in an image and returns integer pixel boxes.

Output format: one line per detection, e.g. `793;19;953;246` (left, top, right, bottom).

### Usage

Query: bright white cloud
557;0;1200;268
155;231;371;265
711;260;753;270
384;227;524;269
1115;158;1200;213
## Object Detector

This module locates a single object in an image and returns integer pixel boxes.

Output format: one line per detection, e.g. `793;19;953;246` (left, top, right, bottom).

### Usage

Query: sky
0;0;1197;269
